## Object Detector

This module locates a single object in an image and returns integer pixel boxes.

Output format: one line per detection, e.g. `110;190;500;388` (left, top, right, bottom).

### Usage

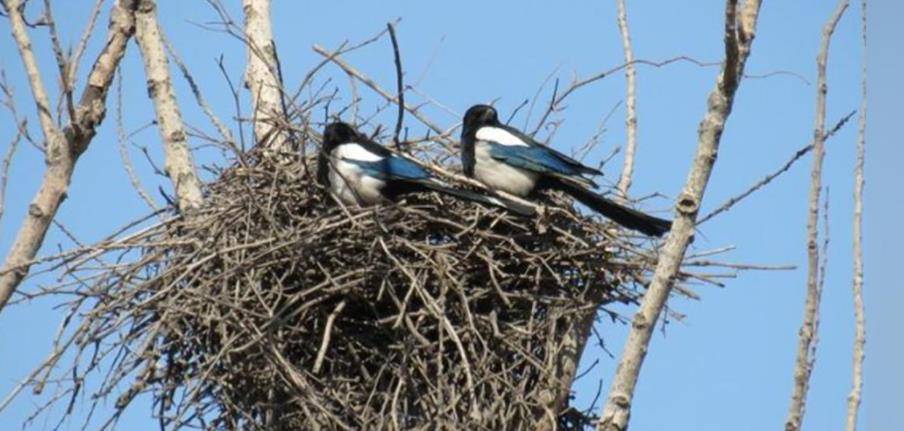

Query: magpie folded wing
345;155;431;182
488;144;597;187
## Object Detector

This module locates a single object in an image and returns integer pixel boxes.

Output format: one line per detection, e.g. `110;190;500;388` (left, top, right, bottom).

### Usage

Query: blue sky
1;1;900;429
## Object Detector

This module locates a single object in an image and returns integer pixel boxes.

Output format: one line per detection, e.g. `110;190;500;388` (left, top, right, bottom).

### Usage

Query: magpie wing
496;125;602;177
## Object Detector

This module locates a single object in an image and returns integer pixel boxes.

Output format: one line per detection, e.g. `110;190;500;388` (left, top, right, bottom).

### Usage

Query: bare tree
0;0;140;313
598;1;762;429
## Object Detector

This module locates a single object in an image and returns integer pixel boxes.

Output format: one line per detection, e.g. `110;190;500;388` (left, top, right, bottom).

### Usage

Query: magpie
319;122;534;216
461;105;672;237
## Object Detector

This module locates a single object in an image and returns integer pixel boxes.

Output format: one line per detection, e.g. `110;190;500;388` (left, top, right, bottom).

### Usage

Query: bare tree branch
387;21;405;151
784;2;849;430
115;70;159;212
846;1;867;429
3;0;63;144
242;0;287;150
597;1;762;429
614;0;638;197
134;0;203;211
698;110;855;225
0;0;140;313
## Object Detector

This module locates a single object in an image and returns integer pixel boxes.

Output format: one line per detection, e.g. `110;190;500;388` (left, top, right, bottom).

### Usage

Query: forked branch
0;0;141;313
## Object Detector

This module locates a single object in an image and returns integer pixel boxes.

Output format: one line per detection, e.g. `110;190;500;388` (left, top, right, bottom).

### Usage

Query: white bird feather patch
475;126;529;147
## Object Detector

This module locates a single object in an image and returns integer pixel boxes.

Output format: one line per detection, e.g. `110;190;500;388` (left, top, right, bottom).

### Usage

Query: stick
387;22;405;151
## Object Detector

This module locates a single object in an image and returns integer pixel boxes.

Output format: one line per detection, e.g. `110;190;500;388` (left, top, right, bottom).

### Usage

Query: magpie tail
419;181;536;217
556;182;672;237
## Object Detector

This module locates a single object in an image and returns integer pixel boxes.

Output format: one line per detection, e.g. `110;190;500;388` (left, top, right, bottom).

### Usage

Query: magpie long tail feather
418;181;536;217
555;181;672;237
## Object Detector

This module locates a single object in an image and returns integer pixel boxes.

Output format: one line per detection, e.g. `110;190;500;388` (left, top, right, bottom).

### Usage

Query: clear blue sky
1;1;900;429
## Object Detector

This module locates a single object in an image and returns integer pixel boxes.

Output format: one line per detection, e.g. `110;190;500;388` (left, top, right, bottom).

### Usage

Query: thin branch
0;126;22;231
784;2;849;430
115;69;158;212
3;0;64;146
41;0;75;124
68;0;106;89
698;110;855;225
597;1;762;429
0;0;141;313
614;0;638;197
846;1;867;429
312;44;448;141
387;21;405;151
162;32;237;153
134;0;203;211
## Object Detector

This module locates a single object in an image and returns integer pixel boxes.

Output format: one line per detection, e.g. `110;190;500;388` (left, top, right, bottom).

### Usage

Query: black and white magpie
461;105;672;237
319;122;534;216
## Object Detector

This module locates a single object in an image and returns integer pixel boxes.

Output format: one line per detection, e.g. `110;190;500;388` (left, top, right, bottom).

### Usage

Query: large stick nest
32;142;662;430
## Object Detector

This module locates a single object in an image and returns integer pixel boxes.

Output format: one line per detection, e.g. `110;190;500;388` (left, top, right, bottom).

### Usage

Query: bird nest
30;144;663;430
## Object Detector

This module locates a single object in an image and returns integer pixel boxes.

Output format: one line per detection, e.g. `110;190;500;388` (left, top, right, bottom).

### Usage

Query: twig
68;0;106;90
785;2;848;431
312;44;448;142
698;110;855;225
614;0;638;197
846;1;867;429
0;126;22;231
597;2;762;429
41;0;75;124
115;70;159;212
162;32;238;154
386;21;405;151
313;300;346;374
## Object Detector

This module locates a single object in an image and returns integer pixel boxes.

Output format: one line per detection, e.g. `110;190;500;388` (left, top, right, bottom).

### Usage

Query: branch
134;0;203;211
312;44;449;141
387;21;405;151
784;2;849;430
597;1;762;429
697;110;855;225
614;0;638;197
241;0;287;150
3;0;63;146
0;0;140;313
846;2;867;430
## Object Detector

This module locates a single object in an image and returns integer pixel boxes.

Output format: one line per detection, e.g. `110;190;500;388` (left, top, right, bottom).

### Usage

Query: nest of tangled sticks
34;139;669;430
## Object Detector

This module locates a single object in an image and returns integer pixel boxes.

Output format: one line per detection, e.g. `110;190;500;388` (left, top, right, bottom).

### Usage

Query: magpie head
322;122;360;153
463;104;499;131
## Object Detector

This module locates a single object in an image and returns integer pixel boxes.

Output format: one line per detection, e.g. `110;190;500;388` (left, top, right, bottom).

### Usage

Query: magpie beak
318;121;534;216
460;105;672;237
